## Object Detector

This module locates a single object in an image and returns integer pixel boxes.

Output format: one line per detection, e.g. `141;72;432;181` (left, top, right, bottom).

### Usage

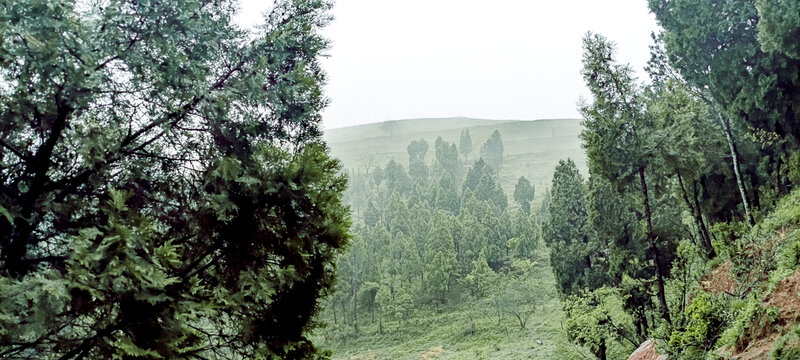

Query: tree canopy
0;0;349;358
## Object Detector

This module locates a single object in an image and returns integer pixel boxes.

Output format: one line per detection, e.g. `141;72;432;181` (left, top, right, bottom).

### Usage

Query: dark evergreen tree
650;0;800;145
756;0;800;60
542;159;593;295
580;33;671;324
0;1;347;358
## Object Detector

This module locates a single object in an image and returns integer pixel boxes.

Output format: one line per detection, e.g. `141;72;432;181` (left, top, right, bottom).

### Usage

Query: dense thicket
0;1;349;358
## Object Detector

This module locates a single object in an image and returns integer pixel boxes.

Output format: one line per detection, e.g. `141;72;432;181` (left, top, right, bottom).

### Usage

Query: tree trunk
598;337;607;360
716;110;754;225
676;171;716;258
639;167;672;326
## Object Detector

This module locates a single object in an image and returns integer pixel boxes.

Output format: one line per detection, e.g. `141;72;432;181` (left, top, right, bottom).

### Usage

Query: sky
238;1;660;129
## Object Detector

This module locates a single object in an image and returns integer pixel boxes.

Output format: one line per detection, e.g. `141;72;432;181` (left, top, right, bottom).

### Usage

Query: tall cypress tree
580;32;671;324
542;159;592;295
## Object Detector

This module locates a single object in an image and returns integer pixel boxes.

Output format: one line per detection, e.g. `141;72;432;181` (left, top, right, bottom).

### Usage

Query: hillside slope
324;117;587;205
662;189;800;359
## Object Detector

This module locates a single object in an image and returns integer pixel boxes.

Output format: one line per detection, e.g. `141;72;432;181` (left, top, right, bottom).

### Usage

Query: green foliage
496;260;554;328
509;210;538;260
463;250;496;300
423;216;459;305
385;160;411;194
756;0;800;59
513;176;535;214
434;136;461;180
542;159;592;295
667;292;729;358
463;158;508;212
581;31;675;325
459;128;474;160
563;287;639;360
650;0;800;145
434;174;461;215
772;324;800;359
408;139;430;182
480;130;504;172
0;0;346;358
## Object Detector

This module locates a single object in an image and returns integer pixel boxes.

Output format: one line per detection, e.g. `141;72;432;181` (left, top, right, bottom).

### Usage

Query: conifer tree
542;159;593;295
513;176;535;214
384;160;411;194
0;1;347;358
756;0;800;59
407;139;430;183
434;136;461;180
434;174;460;215
480;130;505;172
423;214;459;305
459;128;474;162
580;32;671;324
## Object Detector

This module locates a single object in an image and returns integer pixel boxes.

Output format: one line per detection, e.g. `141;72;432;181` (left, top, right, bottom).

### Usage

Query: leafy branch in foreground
0;0;349;358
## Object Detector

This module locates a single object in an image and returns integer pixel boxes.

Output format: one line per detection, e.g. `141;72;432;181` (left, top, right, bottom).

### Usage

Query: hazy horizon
323;115;582;130
238;1;660;130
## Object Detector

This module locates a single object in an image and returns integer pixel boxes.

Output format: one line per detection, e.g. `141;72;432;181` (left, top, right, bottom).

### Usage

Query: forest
319;0;800;359
1;0;800;359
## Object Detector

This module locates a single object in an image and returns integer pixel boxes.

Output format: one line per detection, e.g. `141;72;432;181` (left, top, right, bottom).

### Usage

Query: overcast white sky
238;1;660;129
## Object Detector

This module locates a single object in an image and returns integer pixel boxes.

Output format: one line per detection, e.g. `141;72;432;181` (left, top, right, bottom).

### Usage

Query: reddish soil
731;334;782;360
699;261;738;295
732;268;800;359
764;269;800;323
627;339;667;360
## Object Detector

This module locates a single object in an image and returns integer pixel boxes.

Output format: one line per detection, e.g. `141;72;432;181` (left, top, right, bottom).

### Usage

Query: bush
667;292;730;359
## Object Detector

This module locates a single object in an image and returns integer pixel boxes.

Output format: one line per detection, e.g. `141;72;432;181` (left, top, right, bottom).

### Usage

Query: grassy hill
324;117;588;207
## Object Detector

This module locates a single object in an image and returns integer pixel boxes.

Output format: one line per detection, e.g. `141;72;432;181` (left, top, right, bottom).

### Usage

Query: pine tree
464;159;507;211
510;210;538;259
650;0;800;145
